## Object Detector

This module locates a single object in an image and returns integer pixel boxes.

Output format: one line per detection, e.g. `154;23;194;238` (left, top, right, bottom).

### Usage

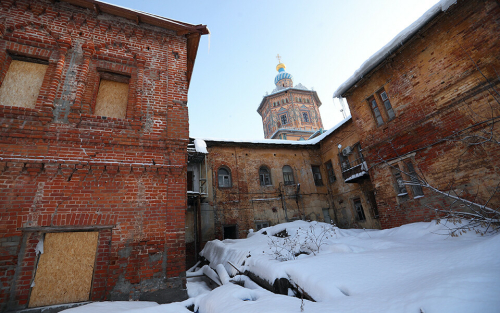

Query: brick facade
339;0;500;229
0;0;206;310
185;120;381;265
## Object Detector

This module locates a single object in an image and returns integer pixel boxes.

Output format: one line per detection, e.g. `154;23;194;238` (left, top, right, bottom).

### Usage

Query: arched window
259;166;272;186
282;165;294;185
218;167;231;187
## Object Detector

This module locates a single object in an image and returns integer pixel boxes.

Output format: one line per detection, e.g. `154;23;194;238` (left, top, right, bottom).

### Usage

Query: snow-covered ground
63;220;500;313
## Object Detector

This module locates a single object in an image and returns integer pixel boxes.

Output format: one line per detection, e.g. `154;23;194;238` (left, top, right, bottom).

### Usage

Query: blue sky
106;0;440;140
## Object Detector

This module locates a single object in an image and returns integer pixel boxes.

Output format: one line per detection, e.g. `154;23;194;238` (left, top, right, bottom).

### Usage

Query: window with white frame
218;167;231;188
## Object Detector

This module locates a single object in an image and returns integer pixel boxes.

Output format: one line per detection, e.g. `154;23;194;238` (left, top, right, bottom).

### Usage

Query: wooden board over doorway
29;231;99;308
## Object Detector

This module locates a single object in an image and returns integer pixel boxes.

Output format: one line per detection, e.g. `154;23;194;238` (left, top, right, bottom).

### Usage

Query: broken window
325;160;336;183
353;198;366;221
0;58;48;109
259;166;272;186
391;165;409;200
218;167;231;188
94;71;130;119
282;165;294;185
405;162;424;197
280;114;288;125
368;96;384;126
311;165;323;186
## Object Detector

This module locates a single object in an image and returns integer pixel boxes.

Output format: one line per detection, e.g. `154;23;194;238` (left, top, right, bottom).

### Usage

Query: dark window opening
280;114;288;125
302;112;310;123
223;225;237;239
255;221;270;230
325;160;336;183
187;171;194;191
259;166;272;186
353;198;366;221
311;165;323;186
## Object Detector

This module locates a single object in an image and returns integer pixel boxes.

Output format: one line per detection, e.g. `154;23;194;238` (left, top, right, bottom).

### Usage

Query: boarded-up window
94;78;129;119
0;60;48;109
29;232;99;308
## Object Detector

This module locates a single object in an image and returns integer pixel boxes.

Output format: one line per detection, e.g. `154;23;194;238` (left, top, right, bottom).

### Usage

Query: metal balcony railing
341;157;368;181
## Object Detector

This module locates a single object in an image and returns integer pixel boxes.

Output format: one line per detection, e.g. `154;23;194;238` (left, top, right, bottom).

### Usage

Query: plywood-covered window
94;72;130;119
0;59;48;109
29;232;99;308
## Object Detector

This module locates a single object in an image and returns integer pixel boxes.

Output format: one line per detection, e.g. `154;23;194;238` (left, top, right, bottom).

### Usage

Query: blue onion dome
274;63;293;86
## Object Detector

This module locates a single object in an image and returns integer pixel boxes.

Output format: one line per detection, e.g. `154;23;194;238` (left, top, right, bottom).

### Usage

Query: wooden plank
94;80;129;119
0;60;48;109
28;232;99;308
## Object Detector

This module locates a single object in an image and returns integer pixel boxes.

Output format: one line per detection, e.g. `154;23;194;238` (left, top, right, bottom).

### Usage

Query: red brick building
258;60;324;141
0;0;207;310
186;118;381;267
333;0;500;229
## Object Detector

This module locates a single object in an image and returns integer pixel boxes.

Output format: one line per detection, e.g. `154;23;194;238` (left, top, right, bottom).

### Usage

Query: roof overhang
332;0;456;98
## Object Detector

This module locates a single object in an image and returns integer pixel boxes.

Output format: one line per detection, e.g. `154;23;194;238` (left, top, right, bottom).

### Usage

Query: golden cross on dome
276;54;281;63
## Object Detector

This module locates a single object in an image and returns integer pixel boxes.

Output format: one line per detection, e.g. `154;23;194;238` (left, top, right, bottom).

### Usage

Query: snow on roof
195;116;351;147
194;138;208;154
332;0;457;98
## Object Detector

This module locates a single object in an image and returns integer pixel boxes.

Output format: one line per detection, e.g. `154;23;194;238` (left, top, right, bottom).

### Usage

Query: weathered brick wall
343;0;500;228
260;90;323;139
204;143;330;240
0;0;191;310
319;120;381;229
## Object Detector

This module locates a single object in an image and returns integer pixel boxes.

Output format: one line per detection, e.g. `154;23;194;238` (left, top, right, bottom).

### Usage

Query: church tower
257;56;324;140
